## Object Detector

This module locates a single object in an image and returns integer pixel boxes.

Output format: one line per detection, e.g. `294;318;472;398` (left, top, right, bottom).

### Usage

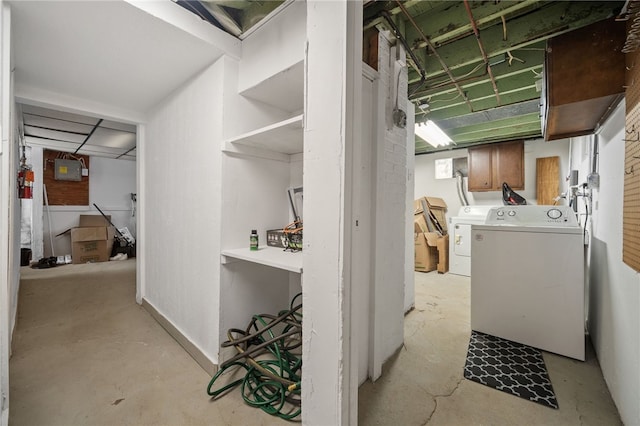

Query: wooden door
536;156;560;205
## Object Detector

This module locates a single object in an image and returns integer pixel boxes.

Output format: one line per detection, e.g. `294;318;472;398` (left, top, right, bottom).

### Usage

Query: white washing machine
449;205;495;277
471;205;585;361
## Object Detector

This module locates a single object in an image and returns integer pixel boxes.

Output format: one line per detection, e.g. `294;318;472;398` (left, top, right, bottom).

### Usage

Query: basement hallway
9;261;621;425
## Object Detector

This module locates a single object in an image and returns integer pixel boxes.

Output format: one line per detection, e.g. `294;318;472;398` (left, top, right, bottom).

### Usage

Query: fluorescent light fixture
414;120;452;148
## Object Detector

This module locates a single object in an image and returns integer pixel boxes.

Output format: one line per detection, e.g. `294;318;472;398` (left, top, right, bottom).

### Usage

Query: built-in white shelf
227;114;303;155
240;61;305;113
221;246;302;273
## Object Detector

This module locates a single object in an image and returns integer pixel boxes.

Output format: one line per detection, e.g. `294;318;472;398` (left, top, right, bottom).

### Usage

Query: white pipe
455;170;469;206
43;184;54;257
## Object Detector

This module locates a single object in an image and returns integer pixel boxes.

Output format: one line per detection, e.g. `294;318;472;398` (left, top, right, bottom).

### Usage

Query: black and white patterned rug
464;330;559;409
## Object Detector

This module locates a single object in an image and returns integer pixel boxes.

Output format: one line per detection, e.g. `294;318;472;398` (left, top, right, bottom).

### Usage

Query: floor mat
464;330;558;409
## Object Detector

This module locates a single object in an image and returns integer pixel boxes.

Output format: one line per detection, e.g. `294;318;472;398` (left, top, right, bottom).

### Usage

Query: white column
303;1;362;424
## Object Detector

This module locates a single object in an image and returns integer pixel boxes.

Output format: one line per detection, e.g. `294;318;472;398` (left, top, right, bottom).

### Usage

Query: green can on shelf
250;229;259;251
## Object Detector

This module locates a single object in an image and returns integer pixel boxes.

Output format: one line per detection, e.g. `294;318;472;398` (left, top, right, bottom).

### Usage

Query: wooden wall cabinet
542;18;625;141
468;140;524;192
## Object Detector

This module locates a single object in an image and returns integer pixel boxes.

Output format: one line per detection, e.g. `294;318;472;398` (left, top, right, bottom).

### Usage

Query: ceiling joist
407;1;620;84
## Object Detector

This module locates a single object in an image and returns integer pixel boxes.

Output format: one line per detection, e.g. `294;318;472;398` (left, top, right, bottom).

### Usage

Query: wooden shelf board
221;246;302;273
227;114;303;155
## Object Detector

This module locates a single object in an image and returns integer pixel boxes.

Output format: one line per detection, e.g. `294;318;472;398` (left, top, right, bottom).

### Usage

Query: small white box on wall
435;157;468;179
435;158;453;179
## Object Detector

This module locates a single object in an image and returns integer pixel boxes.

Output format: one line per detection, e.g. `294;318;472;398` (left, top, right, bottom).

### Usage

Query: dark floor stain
112;398;125;406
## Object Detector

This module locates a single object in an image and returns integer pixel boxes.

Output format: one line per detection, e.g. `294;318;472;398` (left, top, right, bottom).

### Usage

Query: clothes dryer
449;205;495;277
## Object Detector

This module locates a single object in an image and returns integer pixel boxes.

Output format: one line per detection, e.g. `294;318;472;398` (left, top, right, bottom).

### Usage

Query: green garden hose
207;293;303;421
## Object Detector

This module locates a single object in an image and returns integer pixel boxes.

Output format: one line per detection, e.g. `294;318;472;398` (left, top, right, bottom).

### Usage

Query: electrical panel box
54;159;82;181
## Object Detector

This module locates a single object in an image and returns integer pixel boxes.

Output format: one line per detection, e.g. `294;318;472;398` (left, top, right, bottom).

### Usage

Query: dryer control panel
485;205;578;227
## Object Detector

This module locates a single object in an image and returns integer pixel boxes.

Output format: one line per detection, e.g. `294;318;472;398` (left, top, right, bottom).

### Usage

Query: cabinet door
468;145;493;191
495;141;524;190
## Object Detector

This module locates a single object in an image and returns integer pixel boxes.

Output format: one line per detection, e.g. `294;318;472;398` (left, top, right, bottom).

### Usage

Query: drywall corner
142;299;217;376
143;57;224;369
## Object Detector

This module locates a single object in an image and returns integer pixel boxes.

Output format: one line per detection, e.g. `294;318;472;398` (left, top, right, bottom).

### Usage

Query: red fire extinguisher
18;166;34;199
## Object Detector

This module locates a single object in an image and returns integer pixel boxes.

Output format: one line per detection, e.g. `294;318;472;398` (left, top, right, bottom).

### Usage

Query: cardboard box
71;227;110;264
79;214;110;227
58;215;115;264
436;234;449;274
425;197;448;234
415;218;449;273
414;213;429;233
414;198;427;216
415;232;439;272
414;196;448;235
414;198;433;233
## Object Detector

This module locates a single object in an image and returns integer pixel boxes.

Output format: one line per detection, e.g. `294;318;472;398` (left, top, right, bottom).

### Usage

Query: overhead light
415;120;452;148
488;53;507;67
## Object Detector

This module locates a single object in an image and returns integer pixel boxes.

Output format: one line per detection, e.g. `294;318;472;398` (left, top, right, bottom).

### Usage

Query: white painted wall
369;31;408;381
303;1;362;423
38;155;136;258
572;101;639;426
405;102;415;313
135;125;145;305
414;138;571;215
89;156;137;237
143;59;224;365
354;70;375;386
222;66;292;139
238;1;305;97
0;4;13;423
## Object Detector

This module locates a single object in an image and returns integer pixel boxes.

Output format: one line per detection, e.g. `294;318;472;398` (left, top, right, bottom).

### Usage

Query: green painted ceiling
364;0;625;154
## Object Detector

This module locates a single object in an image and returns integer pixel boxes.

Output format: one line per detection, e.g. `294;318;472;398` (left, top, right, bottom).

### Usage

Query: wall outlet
587;172;599;189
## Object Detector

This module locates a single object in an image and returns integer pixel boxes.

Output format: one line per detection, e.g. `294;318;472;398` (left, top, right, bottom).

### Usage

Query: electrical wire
207;293;303;421
417;61;486;93
395;65;402;111
430;92;463;104
501;15;507;41
582;186;589;243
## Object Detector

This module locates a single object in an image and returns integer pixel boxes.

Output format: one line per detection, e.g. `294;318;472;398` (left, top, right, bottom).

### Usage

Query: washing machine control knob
547;208;563;220
508;210;516;216
497;210;505;217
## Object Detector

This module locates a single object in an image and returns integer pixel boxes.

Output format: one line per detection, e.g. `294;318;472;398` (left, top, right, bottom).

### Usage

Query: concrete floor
9;261;621;425
358;271;621;426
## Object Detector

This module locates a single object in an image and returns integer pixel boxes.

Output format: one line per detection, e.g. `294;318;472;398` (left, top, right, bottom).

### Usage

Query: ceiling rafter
395;0;473;112
406;0;543;49
463;0;501;105
408;1;620;84
367;0;625;154
411;48;544;102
